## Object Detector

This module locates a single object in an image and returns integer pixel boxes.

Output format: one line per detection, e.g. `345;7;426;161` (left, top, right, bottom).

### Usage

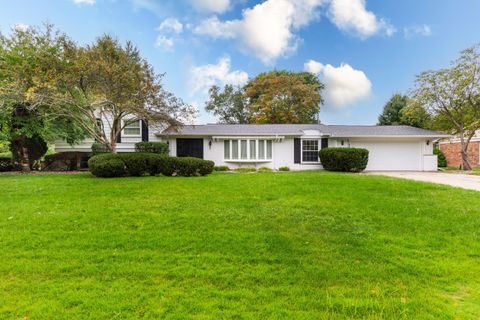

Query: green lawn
1;172;480;319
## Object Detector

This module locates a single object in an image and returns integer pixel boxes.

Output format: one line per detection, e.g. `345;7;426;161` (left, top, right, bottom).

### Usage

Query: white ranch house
56;121;449;171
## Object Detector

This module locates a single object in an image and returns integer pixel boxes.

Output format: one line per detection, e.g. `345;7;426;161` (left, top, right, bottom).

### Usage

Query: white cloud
155;36;174;50
193;0;325;64
305;59;372;109
192;16;238;39
403;24;432;39
191;0;231;14
304;59;324;75
73;0;96;5
158;18;183;34
11;23;29;32
328;0;395;39
190;57;249;93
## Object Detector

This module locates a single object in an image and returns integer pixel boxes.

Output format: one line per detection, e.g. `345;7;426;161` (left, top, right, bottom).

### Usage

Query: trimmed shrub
258;167;273;173
91;142;110;156
234;167;257;173
88;153;214;178
198;159;215;176
319;148;369;173
118;153;150;176
135;142;169;155
214;166;230;171
88;154;126;178
278;166;290;172
434;148;447;167
145;154;168;176
0;157;13;172
159;157;214;177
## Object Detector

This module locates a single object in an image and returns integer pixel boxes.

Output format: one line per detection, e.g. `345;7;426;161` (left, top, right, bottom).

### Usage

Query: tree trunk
460;136;472;170
16;137;31;173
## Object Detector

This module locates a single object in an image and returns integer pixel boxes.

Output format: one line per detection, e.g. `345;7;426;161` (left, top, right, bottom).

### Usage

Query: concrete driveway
368;171;480;192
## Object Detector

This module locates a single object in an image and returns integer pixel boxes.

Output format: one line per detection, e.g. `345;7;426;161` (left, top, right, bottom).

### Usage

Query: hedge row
135;142;169;155
91;142;170;156
88;153;214;178
319;147;369;172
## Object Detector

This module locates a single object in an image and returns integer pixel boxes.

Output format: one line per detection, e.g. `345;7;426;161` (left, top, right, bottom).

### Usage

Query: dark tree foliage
377;94;408;125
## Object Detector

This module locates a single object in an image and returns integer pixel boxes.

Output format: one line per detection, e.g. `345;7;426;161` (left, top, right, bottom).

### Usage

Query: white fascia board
212;135;285;140
332;135;451;139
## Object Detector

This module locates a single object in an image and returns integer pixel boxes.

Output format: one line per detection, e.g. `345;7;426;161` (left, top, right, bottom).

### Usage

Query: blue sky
1;0;480;125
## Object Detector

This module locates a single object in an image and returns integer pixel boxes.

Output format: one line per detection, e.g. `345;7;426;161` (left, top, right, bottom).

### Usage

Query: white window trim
223;139;273;162
122;119;141;137
301;139;320;164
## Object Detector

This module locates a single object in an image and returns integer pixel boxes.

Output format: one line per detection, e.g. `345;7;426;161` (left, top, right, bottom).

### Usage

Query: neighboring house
439;130;480;167
57;123;448;171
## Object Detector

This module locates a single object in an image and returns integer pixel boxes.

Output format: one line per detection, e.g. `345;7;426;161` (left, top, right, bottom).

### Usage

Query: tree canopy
205;85;249;124
0;24;193;168
377;94;408;125
205;70;324;124
0;24;84;170
377;94;431;128
410;43;480;170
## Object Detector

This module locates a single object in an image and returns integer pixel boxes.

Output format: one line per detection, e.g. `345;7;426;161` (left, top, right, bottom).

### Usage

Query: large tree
378;94;408;125
411;44;480;170
205;85;249;124
244;71;324;124
0;24;85;171
378;93;432;128
53;35;193;152
399;101;432;129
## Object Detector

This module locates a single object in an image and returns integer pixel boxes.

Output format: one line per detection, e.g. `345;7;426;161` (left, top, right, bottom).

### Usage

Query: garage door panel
350;140;421;171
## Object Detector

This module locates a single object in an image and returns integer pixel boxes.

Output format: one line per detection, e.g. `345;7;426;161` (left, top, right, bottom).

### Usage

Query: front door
176;138;204;159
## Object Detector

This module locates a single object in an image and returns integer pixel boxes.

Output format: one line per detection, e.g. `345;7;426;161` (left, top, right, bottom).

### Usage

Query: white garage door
350;140;422;171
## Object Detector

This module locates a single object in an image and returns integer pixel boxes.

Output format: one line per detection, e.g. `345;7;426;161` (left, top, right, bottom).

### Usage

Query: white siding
55;112;164;153
166;136;322;170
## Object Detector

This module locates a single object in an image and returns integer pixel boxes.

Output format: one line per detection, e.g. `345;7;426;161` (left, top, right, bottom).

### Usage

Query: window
224;140;230;159
249;140;256;159
258;140;265;159
232;140;239;159
223;139;273;161
266;140;272;159
123;120;141;136
302;139;319;163
241;140;248;159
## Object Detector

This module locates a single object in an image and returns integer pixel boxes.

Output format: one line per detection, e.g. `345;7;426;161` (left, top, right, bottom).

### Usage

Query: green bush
319;148;369;173
118;153;151;176
88;154;126;178
434;148;447;167
214;166;230;171
159;157;214;177
278;166;290;171
144;154;168;176
234;167;257;173
258;167;273;173
135;142;169;155
91;142;111;156
88;153;214;178
0;157;13;172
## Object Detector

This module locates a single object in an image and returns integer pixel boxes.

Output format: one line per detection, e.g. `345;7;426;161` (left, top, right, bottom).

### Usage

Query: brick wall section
440;142;480;167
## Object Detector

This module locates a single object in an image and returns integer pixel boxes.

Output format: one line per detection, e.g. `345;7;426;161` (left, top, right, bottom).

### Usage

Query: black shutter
321;138;328;149
116;122;122;143
141;120;149;142
294;138;301;164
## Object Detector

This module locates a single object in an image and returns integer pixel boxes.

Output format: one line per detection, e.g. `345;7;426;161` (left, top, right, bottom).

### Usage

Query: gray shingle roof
159;124;449;138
